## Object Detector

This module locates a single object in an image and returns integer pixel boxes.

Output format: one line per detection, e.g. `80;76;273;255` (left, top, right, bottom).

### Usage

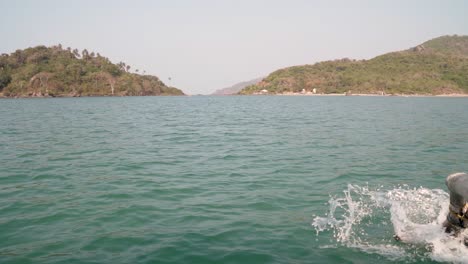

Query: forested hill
0;45;184;97
240;35;468;95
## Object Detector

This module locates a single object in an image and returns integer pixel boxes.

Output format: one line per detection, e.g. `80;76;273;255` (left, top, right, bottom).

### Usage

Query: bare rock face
32;91;43;97
412;45;426;52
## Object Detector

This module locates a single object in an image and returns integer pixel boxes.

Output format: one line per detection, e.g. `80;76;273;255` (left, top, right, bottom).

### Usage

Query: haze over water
1;96;468;263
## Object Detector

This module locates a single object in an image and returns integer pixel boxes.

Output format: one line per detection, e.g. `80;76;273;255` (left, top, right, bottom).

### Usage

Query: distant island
0;45;185;97
212;77;263;95
240;35;468;96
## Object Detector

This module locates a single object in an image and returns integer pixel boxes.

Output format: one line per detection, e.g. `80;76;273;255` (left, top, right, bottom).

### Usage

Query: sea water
1;96;468;263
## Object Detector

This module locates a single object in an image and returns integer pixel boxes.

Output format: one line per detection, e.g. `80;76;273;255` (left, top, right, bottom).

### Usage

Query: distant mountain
240;35;468;95
212;77;263;95
0;45;185;97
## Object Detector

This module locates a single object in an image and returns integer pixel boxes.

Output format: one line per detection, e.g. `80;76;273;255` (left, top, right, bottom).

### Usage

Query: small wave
312;184;468;263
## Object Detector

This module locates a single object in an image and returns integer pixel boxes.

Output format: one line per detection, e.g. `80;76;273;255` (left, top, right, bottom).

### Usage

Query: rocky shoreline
0;92;186;98
248;92;468;97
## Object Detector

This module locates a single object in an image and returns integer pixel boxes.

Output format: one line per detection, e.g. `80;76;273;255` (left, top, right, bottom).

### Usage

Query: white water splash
312;184;468;263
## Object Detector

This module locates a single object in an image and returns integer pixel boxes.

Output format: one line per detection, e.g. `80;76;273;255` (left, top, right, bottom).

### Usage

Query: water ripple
0;96;467;263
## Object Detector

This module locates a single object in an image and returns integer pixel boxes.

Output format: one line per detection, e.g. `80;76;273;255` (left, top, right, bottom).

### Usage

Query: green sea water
1;96;468;264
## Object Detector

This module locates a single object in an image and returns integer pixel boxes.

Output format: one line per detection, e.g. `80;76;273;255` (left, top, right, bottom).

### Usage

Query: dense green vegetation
0;45;184;97
240;35;468;95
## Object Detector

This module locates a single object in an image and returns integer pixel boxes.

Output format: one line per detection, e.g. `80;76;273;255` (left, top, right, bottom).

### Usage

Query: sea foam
312;184;468;263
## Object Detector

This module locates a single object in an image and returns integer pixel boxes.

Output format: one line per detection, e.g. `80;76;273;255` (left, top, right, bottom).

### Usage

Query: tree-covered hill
240;35;468;95
0;45;184;97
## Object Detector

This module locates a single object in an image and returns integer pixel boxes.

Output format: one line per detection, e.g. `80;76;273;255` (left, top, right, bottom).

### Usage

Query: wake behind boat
312;173;468;263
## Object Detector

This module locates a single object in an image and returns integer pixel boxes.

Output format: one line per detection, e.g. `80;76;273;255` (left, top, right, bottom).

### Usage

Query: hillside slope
0;45;184;97
240;35;468;95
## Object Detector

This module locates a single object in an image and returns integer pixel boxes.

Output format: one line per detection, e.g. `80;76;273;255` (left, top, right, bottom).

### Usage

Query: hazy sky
1;0;467;94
